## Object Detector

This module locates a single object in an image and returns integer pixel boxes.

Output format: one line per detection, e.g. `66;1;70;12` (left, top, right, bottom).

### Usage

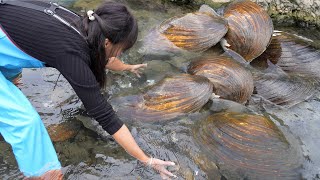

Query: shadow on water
1;0;320;179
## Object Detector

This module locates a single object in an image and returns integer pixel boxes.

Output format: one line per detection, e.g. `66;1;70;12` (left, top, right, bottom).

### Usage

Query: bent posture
0;1;175;179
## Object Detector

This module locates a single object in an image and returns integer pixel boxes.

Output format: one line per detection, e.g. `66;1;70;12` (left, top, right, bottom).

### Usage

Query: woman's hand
127;64;147;78
105;57;147;77
112;125;177;179
143;157;177;180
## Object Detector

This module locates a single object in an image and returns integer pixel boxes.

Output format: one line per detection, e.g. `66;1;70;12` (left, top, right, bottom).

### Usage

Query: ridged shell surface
223;0;273;62
188;55;254;104
253;72;318;108
252;31;320;80
193;112;302;179
141;10;228;55
113;74;213;122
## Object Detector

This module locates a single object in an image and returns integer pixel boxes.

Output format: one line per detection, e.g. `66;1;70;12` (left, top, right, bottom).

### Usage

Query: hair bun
87;10;95;21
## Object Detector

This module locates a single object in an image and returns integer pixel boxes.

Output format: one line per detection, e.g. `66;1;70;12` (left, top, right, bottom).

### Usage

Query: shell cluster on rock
95;1;320;179
130;0;320;118
193;112;302;179
124;1;320;178
108;1;319;178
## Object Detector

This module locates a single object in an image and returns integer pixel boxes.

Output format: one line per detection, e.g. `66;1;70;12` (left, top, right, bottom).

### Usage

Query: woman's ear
105;38;110;49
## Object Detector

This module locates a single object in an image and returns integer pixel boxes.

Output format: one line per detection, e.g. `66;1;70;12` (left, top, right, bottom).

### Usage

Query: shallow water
1;0;320;179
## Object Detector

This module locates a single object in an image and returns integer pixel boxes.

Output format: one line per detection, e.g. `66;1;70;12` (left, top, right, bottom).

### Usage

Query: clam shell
193;112;302;179
250;36;282;70
223;0;273;62
188;55;254;104
160;12;227;52
140;10;228;55
253;71;318;108
252;31;320;80
113;74;213;122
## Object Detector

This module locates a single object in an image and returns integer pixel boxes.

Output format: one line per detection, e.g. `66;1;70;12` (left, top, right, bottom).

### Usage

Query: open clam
140;6;228;55
188;55;254;104
222;0;273;62
251;31;320;80
193;112;302;179
112;74;213;122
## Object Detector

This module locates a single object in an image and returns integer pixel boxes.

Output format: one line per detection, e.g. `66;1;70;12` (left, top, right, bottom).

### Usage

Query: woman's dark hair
79;2;138;88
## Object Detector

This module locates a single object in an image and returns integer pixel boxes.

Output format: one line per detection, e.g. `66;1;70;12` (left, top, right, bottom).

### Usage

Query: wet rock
262;98;320;179
47;120;83;142
143;60;181;84
76;114;111;141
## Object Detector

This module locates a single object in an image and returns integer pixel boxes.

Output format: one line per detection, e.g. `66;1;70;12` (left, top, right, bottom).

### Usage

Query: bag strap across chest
0;0;84;38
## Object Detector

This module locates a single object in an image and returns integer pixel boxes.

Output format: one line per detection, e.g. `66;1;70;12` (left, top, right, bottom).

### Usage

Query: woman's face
105;39;124;59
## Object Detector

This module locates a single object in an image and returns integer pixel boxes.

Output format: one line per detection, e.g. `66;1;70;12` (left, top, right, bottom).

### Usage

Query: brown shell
251;31;320;80
188;55;254;104
223;0;273;62
193;112;302;179
253;71;318;108
250;36;282;69
141;11;228;55
113;74;213;122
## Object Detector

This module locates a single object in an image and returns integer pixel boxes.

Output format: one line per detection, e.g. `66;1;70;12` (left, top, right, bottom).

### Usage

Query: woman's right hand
111;125;177;179
126;63;147;78
144;157;177;179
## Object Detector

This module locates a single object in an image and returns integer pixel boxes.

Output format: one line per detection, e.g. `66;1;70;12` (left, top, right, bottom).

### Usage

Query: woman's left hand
127;63;147;77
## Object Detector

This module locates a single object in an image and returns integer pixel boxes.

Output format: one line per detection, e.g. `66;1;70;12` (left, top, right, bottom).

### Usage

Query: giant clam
250;31;320;107
193;112;302;179
251;31;320;80
112;74;213;122
140;6;228;55
253;69;318;108
222;0;273;62
188;55;254;104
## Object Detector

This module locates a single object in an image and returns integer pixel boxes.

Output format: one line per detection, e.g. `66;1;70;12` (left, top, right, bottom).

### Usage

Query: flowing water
1;0;320;179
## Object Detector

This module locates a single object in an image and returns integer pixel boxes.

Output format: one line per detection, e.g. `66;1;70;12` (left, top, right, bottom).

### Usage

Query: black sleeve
54;50;123;135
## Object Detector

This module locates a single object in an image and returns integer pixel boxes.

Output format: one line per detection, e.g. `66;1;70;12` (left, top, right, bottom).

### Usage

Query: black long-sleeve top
0;2;124;135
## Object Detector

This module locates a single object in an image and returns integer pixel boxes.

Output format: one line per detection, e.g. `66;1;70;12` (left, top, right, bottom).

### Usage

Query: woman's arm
106;57;147;77
112;124;149;162
55;55;175;179
113;124;177;179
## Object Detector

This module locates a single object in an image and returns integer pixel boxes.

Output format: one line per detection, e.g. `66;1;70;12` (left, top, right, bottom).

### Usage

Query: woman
0;1;176;179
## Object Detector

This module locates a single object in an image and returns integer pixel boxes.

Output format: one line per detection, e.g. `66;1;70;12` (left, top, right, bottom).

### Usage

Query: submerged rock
47;120;83;142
